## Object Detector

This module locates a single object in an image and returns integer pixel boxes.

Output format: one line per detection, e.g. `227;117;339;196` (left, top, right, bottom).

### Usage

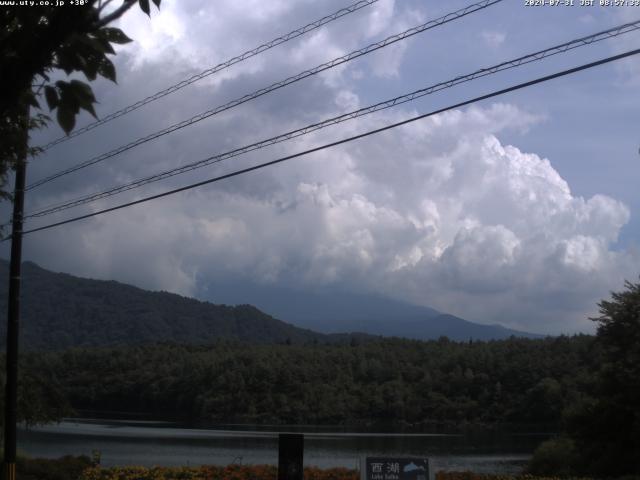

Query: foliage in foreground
78;466;617;480
569;280;640;477
79;465;358;480
526;438;579;476
524;279;640;478
22;335;597;428
17;455;92;480
0;1;161;202
15;456;640;480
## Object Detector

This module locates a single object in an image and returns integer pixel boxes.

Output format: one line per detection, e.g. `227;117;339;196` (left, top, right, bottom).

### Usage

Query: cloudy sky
2;0;640;334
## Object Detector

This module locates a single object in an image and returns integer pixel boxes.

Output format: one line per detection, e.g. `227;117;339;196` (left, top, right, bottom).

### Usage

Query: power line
26;0;504;191
38;0;380;151
24;19;640;219
15;47;640;238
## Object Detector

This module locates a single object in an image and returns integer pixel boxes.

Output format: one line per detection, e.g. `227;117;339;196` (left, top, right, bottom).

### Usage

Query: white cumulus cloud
12;0;640;337
23;101;639;335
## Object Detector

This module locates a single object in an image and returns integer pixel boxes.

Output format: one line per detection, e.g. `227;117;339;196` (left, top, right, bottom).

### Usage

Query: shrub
527;437;578;476
17;455;93;480
79;464;359;480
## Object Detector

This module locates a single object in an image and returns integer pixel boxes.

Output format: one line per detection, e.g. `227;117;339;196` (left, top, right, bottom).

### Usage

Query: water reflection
18;419;546;473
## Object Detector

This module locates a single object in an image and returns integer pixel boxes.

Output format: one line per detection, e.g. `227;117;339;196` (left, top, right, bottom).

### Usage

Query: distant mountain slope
203;280;542;340
0;260;540;350
0;261;332;350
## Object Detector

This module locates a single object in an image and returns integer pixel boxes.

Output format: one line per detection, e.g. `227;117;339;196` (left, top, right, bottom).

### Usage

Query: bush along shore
15;456;636;480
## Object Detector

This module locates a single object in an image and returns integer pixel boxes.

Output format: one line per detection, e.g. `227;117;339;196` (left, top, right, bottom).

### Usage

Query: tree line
2;279;638;476
7;335;597;429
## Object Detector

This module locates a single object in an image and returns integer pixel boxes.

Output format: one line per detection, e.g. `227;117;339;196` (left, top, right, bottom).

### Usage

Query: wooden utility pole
3;108;28;480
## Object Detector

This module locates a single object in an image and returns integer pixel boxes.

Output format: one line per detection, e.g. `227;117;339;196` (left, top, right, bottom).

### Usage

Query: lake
18;419;549;473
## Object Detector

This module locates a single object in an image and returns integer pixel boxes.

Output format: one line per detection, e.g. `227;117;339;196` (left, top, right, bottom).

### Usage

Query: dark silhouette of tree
13;335;598;428
567;279;640;476
0;0;161;199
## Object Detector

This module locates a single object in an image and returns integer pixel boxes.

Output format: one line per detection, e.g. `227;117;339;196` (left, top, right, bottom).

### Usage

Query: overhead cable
38;0;380;151
24;19;640;219
14;47;640;238
27;0;504;191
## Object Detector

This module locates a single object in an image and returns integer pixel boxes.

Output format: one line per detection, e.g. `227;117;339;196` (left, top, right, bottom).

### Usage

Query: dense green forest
0;261;339;349
1;279;637;477
13;335;597;428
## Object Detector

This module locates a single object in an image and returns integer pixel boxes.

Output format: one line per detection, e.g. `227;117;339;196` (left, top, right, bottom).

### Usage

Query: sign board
363;457;430;480
278;434;303;480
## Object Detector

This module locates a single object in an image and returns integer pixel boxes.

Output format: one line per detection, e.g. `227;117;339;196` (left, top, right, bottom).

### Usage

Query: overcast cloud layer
3;0;640;334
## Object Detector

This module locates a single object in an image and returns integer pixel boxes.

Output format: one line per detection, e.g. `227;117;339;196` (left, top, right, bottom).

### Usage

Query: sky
2;0;640;335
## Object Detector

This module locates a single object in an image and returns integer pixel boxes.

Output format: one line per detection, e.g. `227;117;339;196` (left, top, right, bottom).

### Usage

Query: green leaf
97;27;133;45
93;35;115;55
83;55;100;81
81;102;98;119
97;57;117;83
77;35;111;55
69;80;98;119
26;93;40;109
69;44;102;81
57;105;76;135
55;46;84;75
57;82;80;114
138;0;150;17
44;86;59;110
70;80;96;103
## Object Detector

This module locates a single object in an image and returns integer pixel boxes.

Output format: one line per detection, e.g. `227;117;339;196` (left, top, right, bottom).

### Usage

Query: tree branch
93;0;137;29
97;0;116;14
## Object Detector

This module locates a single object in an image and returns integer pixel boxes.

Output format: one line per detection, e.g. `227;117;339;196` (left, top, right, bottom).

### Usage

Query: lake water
18;419;549;473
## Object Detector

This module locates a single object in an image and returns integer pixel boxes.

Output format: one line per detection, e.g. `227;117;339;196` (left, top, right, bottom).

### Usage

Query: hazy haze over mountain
203;279;541;340
0;261;539;349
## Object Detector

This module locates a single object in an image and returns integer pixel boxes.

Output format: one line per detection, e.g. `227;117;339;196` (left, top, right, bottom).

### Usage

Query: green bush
527;437;578;476
16;455;93;480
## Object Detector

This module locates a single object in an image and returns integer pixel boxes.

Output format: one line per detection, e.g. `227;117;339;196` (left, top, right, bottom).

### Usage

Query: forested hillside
0;261;537;349
0;261;333;349
21;335;597;428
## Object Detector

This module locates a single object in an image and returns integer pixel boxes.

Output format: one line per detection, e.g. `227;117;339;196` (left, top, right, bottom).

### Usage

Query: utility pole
3;107;28;480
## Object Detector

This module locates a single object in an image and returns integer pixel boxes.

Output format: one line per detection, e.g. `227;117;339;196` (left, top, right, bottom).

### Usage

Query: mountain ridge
202;279;542;340
0;260;335;350
0;260;540;350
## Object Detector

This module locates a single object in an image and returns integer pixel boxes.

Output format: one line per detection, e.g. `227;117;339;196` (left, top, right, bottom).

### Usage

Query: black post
277;433;303;480
3;132;27;480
